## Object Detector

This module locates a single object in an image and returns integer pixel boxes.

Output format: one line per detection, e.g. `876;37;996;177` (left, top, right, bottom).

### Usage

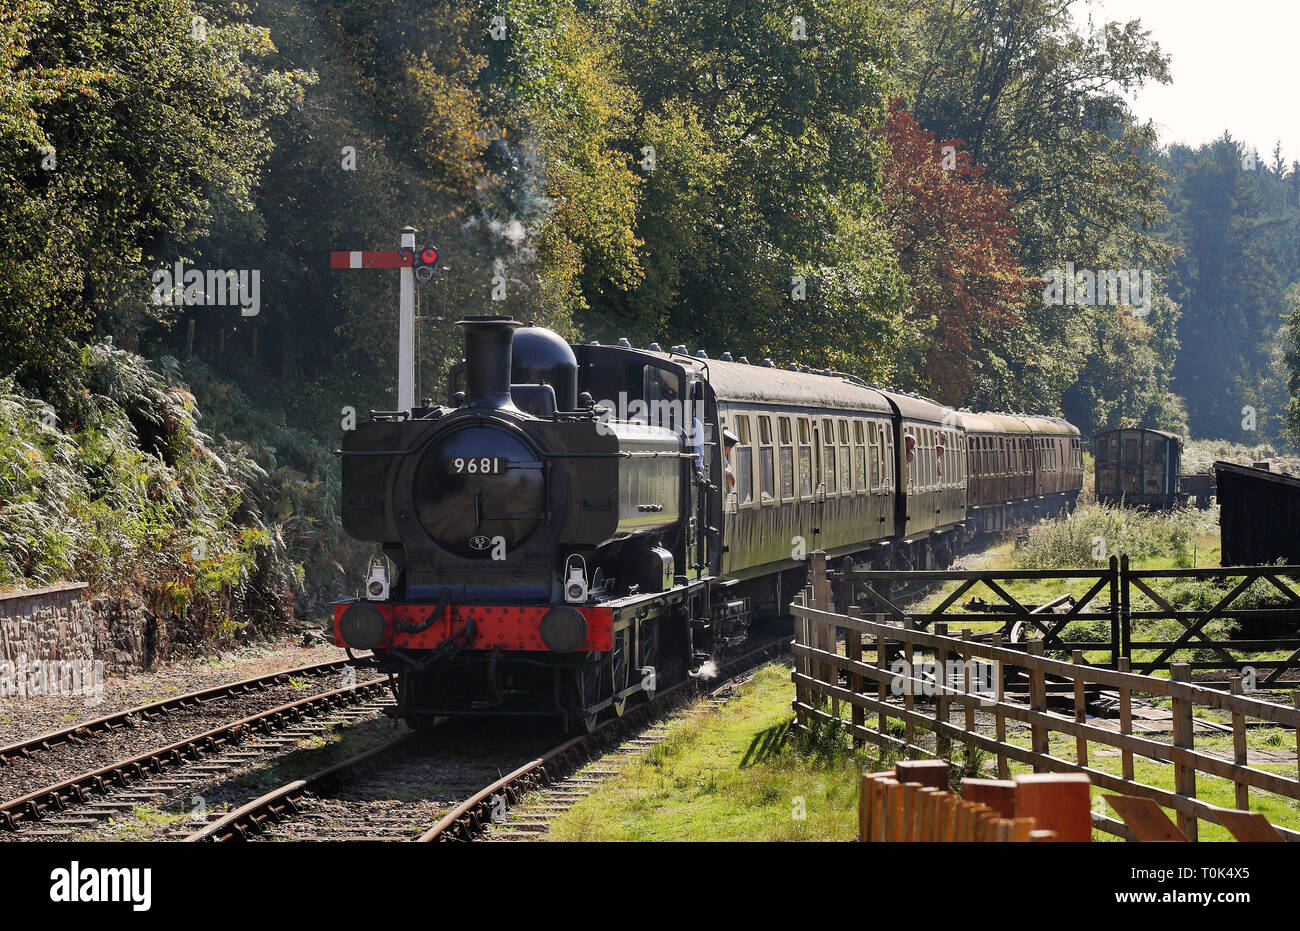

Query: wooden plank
917;787;939;841
1105;795;1188;842
1211;806;1286;842
962;629;976;744
896;759;950;790
885;779;904;841
1014;773;1093;842
1010;818;1036;841
876;632;889;751
858;773;871;842
962;778;1016;818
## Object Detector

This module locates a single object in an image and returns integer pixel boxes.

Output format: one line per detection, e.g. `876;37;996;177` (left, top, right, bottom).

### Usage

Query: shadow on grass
741;719;795;768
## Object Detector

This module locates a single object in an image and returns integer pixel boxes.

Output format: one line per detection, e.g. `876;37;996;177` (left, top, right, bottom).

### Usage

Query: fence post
846;605;864;743
793;590;807;728
991;632;1009;779
1108;555;1120;667
1072;650;1088;767
1027;640;1048;772
1014;773;1092;842
1230;675;1249;810
1284;691;1294;785
961;629;976;758
1117;656;1134;782
810;551;836;717
1120;555;1131;662
902;617;916;756
1170;663;1198;841
934;622;951;760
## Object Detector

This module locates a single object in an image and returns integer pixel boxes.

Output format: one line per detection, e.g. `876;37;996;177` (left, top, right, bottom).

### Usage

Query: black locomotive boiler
332;316;1083;731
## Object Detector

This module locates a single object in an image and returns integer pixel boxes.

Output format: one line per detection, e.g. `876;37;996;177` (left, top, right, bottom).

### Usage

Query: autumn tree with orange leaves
880;104;1032;406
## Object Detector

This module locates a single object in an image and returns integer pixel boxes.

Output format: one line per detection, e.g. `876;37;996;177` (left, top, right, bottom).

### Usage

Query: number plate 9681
447;456;507;475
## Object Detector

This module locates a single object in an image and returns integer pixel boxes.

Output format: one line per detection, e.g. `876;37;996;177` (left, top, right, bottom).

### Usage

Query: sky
1070;0;1300;163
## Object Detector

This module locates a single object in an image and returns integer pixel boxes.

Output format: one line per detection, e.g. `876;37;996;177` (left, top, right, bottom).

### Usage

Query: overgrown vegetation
1011;501;1218;570
0;341;300;647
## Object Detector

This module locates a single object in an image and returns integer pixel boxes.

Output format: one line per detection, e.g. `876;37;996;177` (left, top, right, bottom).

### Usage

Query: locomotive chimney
457;316;521;410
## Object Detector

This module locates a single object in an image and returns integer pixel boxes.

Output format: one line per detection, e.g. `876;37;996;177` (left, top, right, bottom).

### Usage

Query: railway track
419;635;791;843
182;635;793;843
0;658;356;767
0;675;392;839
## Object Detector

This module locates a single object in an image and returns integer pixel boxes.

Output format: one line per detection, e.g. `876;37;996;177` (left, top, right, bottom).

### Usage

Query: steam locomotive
332;316;1082;731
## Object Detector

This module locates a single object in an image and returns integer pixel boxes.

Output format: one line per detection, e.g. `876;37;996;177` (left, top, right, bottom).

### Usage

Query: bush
0;340;303;652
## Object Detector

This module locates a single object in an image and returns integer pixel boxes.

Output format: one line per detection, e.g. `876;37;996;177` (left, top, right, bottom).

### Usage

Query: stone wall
0;584;154;676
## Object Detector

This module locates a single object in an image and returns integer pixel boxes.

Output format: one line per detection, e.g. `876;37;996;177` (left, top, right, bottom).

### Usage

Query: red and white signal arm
329;250;413;269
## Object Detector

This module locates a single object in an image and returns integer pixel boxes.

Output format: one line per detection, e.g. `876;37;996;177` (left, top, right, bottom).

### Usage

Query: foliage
878;105;1030;404
0;0;304;370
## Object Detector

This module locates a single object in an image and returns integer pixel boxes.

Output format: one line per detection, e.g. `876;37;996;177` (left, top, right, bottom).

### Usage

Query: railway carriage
1094;427;1184;508
332;316;1083;731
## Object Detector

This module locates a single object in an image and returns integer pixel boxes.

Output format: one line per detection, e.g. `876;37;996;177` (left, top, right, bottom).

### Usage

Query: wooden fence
859;761;1093;842
860;760;1288;842
794;552;1300;841
833;556;1300;684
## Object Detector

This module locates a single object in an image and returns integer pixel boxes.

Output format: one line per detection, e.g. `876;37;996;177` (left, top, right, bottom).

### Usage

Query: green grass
547;664;876;841
544;666;1299;842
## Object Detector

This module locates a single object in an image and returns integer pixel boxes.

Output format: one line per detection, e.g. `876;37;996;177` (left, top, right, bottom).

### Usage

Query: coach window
883;431;895;490
735;416;753;506
838;419;852;495
758;416;775;503
854;421;867;492
867;422;881;490
797;418;813;498
822;418;837;494
779;417;795;501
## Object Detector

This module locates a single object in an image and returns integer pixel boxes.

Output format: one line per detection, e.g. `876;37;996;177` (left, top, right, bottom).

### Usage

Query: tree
879;106;1030;404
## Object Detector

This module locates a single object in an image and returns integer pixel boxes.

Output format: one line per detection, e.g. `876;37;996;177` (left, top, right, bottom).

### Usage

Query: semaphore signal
329;226;439;411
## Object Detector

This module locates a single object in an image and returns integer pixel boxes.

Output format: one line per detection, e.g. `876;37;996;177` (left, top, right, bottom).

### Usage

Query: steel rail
183;731;423;842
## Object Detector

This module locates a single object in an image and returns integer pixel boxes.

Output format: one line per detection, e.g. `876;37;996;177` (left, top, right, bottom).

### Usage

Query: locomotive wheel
611;630;630;717
574;659;606;733
639;619;659;700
